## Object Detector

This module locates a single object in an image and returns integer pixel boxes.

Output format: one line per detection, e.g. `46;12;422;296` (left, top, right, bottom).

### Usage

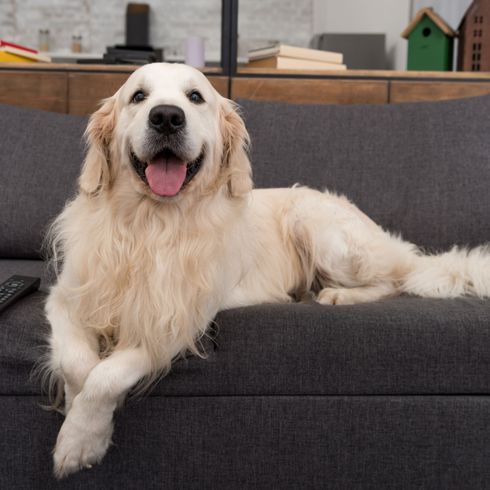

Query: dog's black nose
148;105;186;134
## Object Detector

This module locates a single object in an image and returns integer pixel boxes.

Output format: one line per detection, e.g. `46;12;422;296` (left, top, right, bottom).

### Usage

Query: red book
0;40;38;54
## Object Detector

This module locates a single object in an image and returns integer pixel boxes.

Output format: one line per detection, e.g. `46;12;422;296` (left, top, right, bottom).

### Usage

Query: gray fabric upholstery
0;104;87;259
0;290;47;396
3;396;490;489
2;282;489;397
0;259;53;292
239;95;490;251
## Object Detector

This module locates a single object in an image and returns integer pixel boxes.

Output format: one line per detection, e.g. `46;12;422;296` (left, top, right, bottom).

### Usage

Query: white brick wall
0;0;313;58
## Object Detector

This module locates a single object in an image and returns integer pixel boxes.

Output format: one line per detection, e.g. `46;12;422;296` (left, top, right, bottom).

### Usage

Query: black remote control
0;275;41;313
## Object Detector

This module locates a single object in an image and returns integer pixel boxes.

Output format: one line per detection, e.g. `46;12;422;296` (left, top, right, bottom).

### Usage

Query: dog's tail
402;245;490;299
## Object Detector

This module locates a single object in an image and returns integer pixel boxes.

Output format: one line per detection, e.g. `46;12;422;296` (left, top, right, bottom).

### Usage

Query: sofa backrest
239;95;490;251
0;104;87;258
1;95;489;259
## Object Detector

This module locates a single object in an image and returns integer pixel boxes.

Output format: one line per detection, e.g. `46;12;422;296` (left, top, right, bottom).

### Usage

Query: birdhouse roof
401;7;457;39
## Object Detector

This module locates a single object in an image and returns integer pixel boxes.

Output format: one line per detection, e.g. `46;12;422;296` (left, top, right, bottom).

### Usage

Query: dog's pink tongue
145;155;187;196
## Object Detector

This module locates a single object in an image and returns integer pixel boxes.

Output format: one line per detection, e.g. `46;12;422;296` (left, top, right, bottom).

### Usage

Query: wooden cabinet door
391;81;490;103
68;73;230;115
232;77;389;105
68;73;130;115
0;71;67;112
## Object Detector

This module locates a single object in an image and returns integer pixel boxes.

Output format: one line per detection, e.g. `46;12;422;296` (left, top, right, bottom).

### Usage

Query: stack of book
247;43;346;71
0;40;51;63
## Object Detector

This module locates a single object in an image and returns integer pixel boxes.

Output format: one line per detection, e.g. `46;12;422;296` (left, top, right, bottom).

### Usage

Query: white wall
312;0;412;70
0;0;313;60
239;0;313;51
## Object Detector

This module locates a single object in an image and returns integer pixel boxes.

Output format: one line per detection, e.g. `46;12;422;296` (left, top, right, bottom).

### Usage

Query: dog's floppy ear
219;99;252;198
79;96;117;195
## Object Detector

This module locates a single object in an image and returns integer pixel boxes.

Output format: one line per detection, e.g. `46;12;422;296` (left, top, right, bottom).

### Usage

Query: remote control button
0;276;40;313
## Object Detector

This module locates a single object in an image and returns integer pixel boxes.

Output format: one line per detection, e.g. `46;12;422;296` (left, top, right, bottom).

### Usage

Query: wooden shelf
1;62;490;113
2;62;488;79
238;67;490;80
234;68;490;105
232;77;388;105
0;62;222;75
0;63;227;114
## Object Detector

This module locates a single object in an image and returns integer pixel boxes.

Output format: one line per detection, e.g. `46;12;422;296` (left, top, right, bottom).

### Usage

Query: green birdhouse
402;7;456;71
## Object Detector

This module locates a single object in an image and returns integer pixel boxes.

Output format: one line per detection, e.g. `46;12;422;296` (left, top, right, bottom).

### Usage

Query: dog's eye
188;90;204;104
131;90;146;104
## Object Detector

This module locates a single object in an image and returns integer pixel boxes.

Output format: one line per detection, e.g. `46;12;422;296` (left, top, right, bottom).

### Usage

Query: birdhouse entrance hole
423;27;432;37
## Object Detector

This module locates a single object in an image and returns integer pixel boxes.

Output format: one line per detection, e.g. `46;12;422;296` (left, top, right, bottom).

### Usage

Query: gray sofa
1;94;490;489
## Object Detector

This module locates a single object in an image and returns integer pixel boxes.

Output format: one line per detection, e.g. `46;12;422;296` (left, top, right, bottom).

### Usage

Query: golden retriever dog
45;62;490;478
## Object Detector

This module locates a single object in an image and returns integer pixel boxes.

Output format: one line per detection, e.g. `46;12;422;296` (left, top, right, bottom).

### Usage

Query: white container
185;36;205;68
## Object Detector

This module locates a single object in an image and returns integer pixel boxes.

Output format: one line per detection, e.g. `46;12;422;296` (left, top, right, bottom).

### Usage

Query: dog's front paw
53;408;113;479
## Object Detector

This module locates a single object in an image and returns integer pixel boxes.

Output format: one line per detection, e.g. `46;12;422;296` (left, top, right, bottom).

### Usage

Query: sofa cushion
239;95;490;251
3;288;490;396
0;259;53;293
0;104;87;259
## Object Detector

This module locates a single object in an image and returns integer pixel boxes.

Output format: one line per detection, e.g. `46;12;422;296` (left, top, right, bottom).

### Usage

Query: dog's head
80;63;252;203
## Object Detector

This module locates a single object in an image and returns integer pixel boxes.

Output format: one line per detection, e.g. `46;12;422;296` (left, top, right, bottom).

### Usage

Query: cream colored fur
45;63;490;478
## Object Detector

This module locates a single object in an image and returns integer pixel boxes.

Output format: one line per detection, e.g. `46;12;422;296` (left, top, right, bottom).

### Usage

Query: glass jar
38;29;50;52
71;35;82;53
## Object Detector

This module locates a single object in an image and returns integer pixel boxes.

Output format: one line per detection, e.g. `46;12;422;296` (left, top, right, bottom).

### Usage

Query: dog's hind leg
289;189;418;305
317;282;397;305
312;226;417;306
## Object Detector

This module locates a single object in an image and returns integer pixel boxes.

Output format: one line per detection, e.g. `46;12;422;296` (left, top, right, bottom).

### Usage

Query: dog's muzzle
130;146;205;197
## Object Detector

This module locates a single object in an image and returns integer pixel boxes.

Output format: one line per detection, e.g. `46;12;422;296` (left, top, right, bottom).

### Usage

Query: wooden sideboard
233;68;490;105
0;63;228;115
1;63;490;114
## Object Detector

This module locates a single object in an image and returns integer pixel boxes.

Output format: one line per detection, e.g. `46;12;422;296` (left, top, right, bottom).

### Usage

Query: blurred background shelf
1;62;490;114
237;67;490;79
0;63;227;114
